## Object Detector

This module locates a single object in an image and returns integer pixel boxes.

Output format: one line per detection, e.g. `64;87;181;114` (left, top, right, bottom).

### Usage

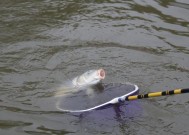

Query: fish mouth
98;69;105;79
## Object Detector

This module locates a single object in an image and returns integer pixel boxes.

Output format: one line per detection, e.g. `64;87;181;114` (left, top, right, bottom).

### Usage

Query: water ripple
1;0;189;134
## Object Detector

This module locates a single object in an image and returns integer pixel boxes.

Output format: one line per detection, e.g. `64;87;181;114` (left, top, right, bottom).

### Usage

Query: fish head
72;69;105;87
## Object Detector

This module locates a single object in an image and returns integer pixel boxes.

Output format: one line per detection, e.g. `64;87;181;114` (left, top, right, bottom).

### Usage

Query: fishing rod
125;88;189;101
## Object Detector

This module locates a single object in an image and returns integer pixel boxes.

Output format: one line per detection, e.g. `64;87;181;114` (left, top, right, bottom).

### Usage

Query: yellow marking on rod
128;95;138;100
148;92;162;97
166;90;169;95
174;89;181;94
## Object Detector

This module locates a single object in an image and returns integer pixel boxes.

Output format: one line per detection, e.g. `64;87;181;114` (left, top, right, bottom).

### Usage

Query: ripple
1;0;189;134
0;120;32;129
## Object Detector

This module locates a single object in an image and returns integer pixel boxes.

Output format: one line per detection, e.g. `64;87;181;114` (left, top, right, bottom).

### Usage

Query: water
0;0;189;134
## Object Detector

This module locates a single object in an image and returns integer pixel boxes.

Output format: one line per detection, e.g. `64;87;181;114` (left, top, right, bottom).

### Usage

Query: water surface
0;0;189;134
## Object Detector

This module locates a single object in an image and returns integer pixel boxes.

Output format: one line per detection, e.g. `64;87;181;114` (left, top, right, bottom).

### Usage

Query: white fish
54;69;105;97
72;69;105;88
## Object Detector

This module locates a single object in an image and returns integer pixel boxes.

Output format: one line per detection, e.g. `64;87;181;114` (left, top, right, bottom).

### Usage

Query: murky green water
1;0;189;134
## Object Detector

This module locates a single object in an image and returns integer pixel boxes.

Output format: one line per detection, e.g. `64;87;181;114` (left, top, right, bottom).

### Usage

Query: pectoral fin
86;87;95;98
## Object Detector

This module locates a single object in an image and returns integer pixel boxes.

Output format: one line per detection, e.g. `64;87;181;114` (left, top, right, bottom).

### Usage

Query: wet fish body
54;69;105;97
72;69;105;88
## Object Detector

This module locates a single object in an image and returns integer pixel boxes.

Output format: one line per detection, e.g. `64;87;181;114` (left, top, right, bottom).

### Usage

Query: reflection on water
0;0;189;134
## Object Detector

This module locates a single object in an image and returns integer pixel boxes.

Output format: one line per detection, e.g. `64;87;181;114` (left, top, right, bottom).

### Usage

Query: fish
54;69;105;97
72;68;105;88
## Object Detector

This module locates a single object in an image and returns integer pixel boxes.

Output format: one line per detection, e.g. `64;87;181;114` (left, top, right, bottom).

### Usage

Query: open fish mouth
97;69;105;80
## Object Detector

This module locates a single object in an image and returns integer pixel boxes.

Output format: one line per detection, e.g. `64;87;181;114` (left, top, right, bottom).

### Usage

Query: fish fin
54;86;77;97
86;87;95;98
